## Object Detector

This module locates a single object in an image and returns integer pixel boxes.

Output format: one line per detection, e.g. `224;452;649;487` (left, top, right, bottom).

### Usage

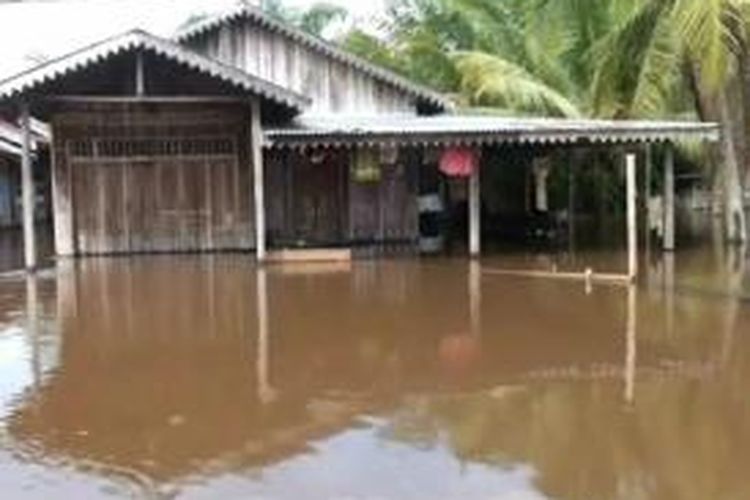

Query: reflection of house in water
6;258;740;494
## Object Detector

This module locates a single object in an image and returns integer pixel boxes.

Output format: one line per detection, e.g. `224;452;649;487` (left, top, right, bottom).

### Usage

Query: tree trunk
718;90;748;244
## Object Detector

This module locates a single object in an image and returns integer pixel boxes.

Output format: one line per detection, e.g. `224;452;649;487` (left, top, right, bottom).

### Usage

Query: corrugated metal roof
265;114;721;148
175;4;449;110
0;29;310;112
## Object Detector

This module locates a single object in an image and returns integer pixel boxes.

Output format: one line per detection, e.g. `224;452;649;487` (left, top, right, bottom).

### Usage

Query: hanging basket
439;147;478;178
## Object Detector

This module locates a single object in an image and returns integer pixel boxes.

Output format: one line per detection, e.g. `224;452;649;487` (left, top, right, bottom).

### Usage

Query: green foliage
453;52;581;117
262;0;349;38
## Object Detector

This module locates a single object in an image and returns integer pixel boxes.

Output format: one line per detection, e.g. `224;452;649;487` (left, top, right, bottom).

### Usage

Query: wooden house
0;4;720;271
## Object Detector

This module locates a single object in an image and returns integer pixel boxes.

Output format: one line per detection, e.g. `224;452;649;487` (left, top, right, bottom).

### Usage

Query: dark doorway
290;151;349;247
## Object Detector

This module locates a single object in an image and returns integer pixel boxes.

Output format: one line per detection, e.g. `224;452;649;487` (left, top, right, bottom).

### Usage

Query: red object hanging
439;147;477;178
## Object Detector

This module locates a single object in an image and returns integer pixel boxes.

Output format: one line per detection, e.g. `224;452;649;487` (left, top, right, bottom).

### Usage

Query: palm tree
593;0;748;243
344;0;748;243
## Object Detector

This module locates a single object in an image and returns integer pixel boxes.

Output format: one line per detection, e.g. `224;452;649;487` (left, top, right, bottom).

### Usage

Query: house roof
175;3;450;110
0;29;310;112
265;114;721;148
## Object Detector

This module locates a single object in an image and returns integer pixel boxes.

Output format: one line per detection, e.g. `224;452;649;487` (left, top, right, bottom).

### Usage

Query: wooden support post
469;162;481;258
644;144;653;249
251;99;266;262
663;144;675;252
20;104;36;272
626;152;638;281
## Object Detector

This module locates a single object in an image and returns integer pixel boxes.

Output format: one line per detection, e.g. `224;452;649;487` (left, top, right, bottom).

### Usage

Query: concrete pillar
626;153;638;281
469;162;481;258
663;144;675;252
251;99;266;262
20;104;36;272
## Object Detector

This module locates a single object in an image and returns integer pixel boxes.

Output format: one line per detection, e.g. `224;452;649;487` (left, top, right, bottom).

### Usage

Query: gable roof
175;4;450;110
0;29;310;112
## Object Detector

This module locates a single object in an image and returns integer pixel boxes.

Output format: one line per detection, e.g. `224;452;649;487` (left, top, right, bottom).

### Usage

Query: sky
0;0;387;78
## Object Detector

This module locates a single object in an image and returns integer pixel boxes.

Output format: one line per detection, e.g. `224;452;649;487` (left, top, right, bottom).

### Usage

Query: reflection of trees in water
382;370;750;500
382;250;750;500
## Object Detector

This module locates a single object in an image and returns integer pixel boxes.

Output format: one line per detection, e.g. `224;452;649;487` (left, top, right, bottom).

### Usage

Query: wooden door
69;137;249;255
292;153;348;246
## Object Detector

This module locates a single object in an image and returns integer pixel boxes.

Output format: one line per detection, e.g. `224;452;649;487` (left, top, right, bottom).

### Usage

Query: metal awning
265;114;720;149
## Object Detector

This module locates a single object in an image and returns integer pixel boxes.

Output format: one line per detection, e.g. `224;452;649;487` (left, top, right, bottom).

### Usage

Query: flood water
0;245;748;499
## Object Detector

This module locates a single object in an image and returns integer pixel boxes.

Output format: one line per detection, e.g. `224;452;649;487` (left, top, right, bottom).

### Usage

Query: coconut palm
342;0;748;243
593;0;749;242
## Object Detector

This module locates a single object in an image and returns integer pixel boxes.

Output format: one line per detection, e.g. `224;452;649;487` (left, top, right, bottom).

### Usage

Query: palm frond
453;51;581;117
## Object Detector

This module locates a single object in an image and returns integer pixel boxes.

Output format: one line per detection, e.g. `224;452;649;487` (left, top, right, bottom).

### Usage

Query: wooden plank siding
52;102;256;256
185;21;416;116
265;147;420;249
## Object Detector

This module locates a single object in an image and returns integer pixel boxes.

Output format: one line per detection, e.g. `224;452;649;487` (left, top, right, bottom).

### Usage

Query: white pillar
626;153;638;281
533;158;550;212
469;163;481;258
20;104;36;272
663;144;675;252
251;99;266;262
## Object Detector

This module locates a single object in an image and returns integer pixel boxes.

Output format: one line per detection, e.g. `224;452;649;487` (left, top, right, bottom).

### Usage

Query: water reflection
0;250;747;498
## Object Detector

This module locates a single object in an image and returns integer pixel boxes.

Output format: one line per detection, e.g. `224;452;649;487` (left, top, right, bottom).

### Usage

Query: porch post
469;161;481;258
626;152;638;281
20;103;37;272
251;98;266;262
663;143;675;252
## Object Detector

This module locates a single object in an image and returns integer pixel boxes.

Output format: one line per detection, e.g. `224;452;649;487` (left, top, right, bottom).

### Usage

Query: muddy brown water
0;246;747;499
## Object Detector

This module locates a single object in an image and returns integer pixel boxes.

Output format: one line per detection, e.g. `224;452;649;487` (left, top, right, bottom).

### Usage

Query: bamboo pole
482;267;631;286
627;152;638;281
251;99;266;262
20;104;36;272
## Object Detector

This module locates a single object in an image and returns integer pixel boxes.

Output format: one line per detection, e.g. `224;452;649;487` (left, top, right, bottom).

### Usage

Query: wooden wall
265;147;420;248
185;20;417;115
51;102;255;256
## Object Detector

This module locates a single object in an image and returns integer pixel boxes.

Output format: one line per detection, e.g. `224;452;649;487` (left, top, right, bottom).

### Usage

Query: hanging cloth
439;147;478;178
